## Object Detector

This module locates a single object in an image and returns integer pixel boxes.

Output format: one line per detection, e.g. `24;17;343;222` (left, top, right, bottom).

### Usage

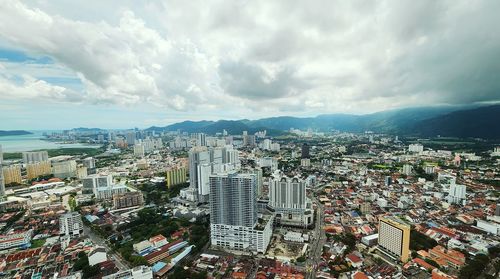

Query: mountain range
0;130;32;137
147;105;500;139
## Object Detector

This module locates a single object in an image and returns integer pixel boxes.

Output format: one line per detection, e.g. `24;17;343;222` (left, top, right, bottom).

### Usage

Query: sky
1;0;500;130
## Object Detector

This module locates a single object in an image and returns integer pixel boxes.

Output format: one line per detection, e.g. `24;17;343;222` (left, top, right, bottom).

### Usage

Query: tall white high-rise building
269;173;313;226
269;174;306;210
22;151;49;164
196;133;207;147
188;146;240;202
448;184;466;204
209;172;273;253
0;145;5;199
126;131;136;146
134;144;145;158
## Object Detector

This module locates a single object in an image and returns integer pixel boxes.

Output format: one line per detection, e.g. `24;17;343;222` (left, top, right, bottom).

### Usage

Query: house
149;235;168;248
345;253;363;268
88;247;108;266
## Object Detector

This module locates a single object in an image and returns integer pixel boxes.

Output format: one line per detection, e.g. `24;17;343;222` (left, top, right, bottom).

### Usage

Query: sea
0;131;100;153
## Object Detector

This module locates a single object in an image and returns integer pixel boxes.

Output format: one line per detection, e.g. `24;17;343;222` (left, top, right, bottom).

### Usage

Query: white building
300;158;311;167
103;266;153;279
408;144;424;153
52;160;77;178
82;174;113;195
88;247;108;266
476;219;500;235
268;173;313;227
134;144;145;158
22;151;49;164
402;164;413;175
82;157;96;169
59;212;83;237
448;184;466;204
209;172;273;253
188;146;240;202
258;157;278;171
0;230;32;250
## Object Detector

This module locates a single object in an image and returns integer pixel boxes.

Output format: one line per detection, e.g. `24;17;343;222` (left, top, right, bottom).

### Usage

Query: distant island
0;130;33;137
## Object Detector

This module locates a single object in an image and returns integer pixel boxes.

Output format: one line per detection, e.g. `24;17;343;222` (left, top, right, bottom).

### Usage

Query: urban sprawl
0;129;499;279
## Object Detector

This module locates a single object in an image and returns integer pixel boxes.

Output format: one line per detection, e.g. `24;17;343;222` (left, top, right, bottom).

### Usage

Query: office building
0;145;4;199
52;160;77;178
269;173;313;226
2;165;22;185
209;172;273;253
448;184;466;204
378;216;411;263
301;143;310;159
59;212;83;237
165;168;187;188
22;151;49;164
113;192;144;209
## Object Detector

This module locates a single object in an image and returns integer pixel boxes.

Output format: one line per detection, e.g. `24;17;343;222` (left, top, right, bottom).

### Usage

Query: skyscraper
301;143;310;159
209;172;273;253
269;173;313;226
0;145;5;200
378;216;411;263
188;146;240;202
126;131;136;146
209;172;257;227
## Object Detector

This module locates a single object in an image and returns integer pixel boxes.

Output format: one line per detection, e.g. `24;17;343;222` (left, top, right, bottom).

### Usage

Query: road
82;223;130;271
306;195;326;279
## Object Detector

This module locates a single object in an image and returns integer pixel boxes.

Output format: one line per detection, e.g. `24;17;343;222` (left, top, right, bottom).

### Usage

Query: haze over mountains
148;105;500;139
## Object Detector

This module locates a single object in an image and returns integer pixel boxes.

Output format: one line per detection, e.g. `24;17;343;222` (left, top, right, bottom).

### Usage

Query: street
82;223;130;271
306;195;326;279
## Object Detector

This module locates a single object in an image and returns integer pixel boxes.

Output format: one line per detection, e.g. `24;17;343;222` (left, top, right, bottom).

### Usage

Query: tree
459;254;490;279
82;265;100;279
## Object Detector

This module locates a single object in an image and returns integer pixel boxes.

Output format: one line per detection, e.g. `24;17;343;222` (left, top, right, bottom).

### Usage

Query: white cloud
0;0;499;122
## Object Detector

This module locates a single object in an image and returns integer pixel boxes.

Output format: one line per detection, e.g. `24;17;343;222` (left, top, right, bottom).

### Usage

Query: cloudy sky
1;0;499;129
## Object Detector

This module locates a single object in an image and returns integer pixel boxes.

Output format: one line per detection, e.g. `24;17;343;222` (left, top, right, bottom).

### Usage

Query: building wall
165;168;187;188
27;161;52;180
3;165;22;184
378;217;410;262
